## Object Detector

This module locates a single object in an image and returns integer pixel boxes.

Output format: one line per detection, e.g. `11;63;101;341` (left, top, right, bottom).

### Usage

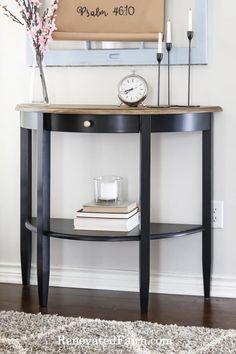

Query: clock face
118;74;148;106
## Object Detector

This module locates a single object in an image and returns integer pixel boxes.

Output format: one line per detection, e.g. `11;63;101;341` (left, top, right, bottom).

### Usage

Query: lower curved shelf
25;218;204;242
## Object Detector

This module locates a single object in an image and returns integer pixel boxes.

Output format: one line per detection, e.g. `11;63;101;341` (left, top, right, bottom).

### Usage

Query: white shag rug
0;311;236;353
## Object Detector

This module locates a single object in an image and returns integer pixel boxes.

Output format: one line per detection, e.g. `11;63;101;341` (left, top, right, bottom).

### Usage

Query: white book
76;207;138;219
74;212;139;232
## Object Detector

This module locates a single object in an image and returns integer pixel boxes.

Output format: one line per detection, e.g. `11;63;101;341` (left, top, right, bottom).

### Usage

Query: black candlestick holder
166;42;172;106
187;31;194;106
156;53;163;107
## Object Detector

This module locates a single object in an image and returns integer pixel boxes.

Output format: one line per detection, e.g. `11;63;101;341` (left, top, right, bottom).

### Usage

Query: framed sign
54;0;165;41
27;0;208;66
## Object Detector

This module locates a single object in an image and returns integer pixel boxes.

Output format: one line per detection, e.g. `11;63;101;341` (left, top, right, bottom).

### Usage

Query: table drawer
46;114;140;133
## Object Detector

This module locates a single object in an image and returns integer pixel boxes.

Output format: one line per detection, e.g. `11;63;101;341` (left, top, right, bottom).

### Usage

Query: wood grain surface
16;104;223;115
0;283;235;329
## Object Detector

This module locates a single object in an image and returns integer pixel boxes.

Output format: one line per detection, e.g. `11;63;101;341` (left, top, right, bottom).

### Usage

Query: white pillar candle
100;182;118;201
166;20;172;43
188;8;193;31
158;32;163;53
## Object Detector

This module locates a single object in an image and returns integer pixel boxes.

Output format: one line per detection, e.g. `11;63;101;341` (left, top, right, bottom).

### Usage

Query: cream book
74;212;139;232
76;207;138;219
82;201;137;213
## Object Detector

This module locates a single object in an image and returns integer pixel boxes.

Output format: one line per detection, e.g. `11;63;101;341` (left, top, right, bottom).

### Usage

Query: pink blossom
1;0;59;55
30;0;42;7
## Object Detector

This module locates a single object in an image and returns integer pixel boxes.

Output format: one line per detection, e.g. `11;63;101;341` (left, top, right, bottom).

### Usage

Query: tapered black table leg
139;115;151;314
37;113;50;307
202;114;213;298
20;127;32;285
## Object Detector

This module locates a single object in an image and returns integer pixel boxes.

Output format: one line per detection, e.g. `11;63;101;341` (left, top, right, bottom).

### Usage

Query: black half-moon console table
16;104;222;314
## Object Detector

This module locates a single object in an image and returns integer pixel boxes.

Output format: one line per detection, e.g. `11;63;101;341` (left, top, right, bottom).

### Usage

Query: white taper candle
158;32;163;53
166;20;172;43
188;8;193;31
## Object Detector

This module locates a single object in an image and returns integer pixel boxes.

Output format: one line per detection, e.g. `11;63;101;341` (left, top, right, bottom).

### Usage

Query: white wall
0;0;236;297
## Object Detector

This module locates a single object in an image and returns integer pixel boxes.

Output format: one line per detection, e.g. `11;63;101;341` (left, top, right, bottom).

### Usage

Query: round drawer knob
83;120;92;128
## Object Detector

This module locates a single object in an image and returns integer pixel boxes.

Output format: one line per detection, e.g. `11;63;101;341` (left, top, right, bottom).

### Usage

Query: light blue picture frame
27;0;207;66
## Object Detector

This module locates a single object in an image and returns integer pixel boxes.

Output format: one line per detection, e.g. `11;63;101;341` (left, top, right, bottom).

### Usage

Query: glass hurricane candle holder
94;176;123;204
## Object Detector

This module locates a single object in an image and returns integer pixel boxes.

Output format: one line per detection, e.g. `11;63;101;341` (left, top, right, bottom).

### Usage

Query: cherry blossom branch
0;5;24;25
1;0;59;103
1;0;59;55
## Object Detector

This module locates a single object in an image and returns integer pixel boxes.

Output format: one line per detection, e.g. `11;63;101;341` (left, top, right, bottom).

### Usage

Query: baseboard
0;262;236;298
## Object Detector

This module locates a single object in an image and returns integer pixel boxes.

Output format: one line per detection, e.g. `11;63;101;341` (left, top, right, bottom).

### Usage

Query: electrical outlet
212;201;224;229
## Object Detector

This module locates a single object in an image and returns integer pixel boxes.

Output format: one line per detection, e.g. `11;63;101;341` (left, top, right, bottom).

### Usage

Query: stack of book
74;201;139;232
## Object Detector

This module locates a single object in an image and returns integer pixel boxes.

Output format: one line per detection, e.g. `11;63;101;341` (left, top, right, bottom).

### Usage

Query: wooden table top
16;104;222;115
